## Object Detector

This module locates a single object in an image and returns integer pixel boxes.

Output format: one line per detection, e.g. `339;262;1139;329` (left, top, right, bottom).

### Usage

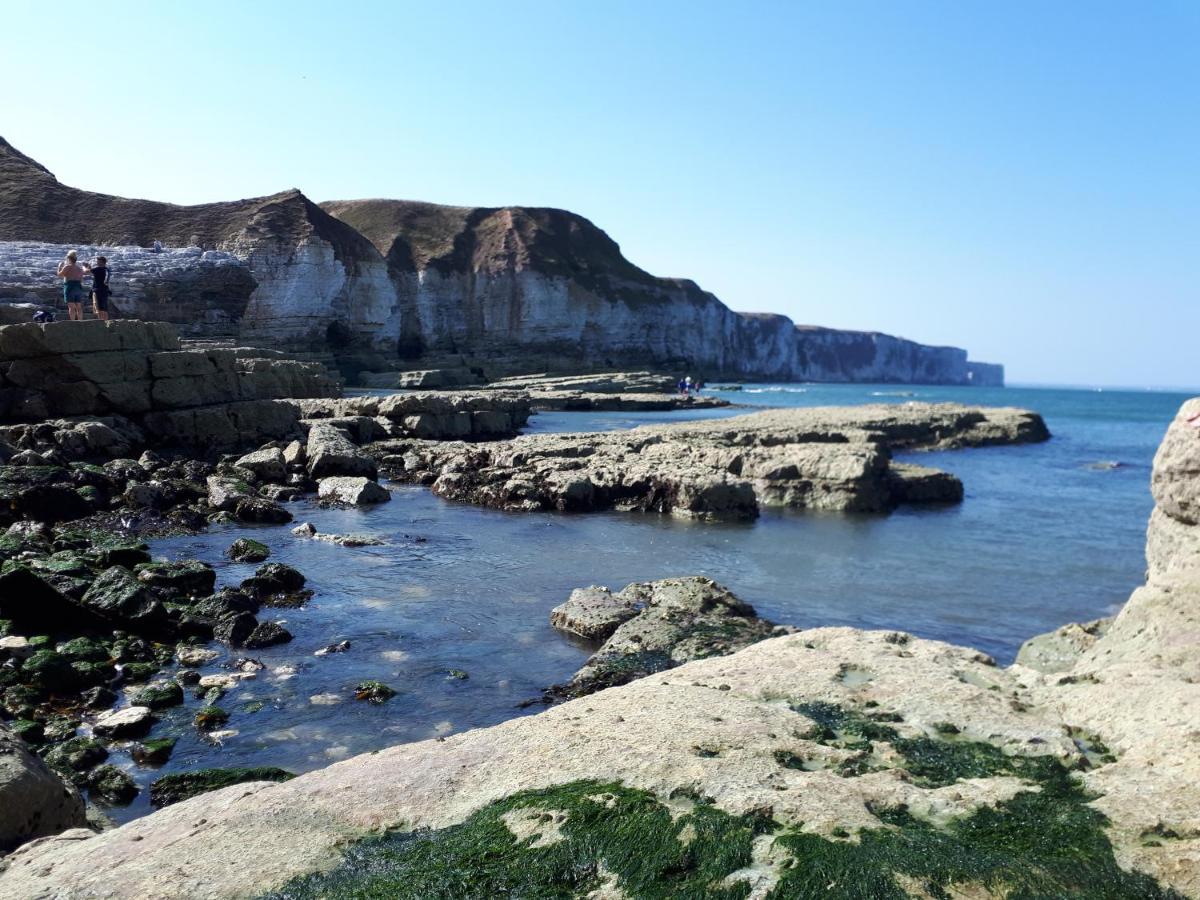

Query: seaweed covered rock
227;538;269;563
79;567;166;631
149;766;294;808
549;577;788;699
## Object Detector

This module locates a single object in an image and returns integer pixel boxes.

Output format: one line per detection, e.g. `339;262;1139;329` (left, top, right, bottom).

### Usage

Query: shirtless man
56;250;88;321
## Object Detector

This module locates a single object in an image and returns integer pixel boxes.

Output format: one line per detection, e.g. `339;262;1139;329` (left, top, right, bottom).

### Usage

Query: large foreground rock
0;724;86;852
382;403;1047;519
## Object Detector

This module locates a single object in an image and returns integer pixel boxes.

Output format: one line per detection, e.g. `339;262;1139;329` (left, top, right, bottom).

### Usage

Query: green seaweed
150;766;295;807
261;781;765;899
769;767;1178;898
259;774;1179;900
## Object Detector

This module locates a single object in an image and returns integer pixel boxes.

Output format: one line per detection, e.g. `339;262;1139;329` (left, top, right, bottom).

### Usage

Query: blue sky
3;1;1197;387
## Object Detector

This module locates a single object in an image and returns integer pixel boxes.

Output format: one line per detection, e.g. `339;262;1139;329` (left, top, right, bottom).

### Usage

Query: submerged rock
354;681;397;703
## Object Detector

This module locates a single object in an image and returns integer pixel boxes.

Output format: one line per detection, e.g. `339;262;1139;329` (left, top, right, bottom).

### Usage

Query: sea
112;383;1190;822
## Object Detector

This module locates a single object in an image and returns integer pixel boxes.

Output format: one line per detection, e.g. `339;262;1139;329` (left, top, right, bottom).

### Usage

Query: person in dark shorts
88;256;111;321
56;250;88;320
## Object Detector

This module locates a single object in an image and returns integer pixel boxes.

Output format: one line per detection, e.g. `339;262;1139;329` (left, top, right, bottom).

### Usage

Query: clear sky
3;1;1197;387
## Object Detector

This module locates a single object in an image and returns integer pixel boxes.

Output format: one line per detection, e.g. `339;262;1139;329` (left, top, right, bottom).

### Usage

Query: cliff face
0;138;396;349
0;138;1001;383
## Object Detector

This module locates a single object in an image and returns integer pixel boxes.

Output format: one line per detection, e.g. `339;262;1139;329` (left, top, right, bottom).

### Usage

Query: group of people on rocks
54;250;112;322
677;375;704;395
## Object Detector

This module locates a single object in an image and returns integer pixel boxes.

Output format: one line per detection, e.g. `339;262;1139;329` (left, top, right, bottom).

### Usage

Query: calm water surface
112;383;1188;822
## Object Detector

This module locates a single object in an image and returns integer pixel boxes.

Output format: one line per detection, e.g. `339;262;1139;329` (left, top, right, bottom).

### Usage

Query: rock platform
380;403;1049;518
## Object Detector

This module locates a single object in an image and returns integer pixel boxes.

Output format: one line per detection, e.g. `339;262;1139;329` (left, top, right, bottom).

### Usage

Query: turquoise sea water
116;383;1189;822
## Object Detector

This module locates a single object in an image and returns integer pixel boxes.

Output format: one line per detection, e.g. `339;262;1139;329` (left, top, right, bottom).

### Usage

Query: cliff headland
0;137;1002;385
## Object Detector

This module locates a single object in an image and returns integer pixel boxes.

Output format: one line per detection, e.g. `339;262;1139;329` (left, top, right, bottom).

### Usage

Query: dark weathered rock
80;567;166;631
0;723;86;851
242;621;293;649
227;538;270;563
86;765;138;805
135;560;216;598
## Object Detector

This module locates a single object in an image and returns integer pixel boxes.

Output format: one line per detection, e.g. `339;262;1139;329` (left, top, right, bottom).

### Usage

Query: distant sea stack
0;137;1002;385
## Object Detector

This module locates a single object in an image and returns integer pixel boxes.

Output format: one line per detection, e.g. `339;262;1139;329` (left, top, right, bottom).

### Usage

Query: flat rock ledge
376;403;1048;519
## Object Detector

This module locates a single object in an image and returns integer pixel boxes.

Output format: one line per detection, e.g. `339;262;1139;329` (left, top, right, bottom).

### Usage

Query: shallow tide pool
114;383;1187;823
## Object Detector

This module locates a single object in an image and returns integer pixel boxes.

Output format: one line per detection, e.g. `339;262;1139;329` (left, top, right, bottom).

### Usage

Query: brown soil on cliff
321;198;665;290
0;137;379;268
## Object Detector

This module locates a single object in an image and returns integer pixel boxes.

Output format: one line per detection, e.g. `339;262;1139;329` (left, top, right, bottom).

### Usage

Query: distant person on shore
88;256;111;321
56;250;87;320
152;239;163;253
677;377;689;396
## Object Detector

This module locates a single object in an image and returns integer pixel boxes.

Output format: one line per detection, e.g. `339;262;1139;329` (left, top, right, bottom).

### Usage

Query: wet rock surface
546;577;791;700
380;403;1048;519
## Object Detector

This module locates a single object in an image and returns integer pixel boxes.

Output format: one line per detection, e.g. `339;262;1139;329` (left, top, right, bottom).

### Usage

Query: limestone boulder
317;476;391;506
1151;398;1200;525
92;706;155;739
234;447;287;483
305;424;377;479
549;586;640;641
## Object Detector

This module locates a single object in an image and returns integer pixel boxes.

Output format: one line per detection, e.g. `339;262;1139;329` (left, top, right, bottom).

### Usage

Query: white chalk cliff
0;137;1001;384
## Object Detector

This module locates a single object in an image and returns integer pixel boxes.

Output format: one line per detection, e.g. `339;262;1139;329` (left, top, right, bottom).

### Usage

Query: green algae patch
150;766;295;808
259;774;1180;900
261;781;766;899
770;768;1180;899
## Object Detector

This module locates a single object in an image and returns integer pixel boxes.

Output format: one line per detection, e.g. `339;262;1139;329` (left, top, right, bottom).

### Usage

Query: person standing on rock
56;251;88;321
87;256;111;321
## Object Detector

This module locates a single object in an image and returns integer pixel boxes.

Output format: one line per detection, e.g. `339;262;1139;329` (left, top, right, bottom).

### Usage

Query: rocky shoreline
5;318;1194;898
3;398;1197;899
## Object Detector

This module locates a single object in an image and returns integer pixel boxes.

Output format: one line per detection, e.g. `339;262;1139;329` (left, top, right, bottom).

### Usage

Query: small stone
93;706;155;738
194;706;230;731
227;538;270;563
354;680;397;703
314;640;351;657
177;645;219;667
131;737;177;765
